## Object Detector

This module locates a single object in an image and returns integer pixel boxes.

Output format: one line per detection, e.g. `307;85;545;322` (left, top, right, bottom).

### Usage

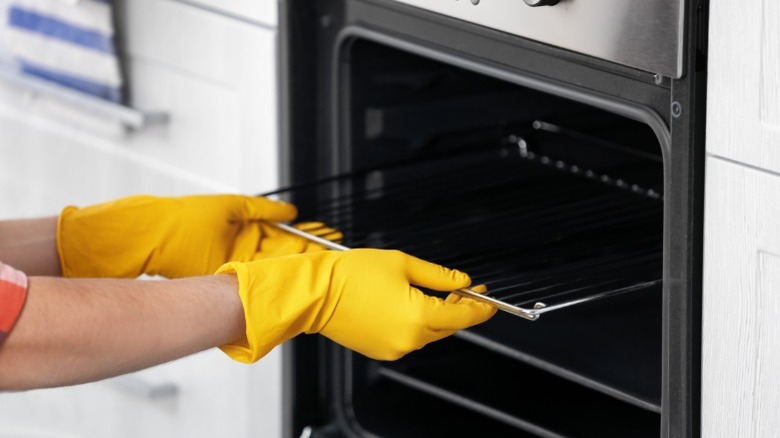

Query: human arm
0;249;494;390
0;217;61;276
0;274;243;390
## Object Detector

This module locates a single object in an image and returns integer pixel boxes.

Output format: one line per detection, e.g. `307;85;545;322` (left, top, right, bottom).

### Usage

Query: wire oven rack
267;145;663;320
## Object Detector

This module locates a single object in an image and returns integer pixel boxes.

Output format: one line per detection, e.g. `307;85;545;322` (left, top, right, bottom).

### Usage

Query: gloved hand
217;249;497;363
57;194;299;278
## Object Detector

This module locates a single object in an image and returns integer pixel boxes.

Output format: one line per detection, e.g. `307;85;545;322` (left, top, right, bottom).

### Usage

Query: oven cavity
281;37;668;437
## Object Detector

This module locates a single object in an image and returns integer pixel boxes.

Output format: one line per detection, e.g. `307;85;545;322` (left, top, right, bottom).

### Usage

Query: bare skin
0;217;61;276
0;218;245;391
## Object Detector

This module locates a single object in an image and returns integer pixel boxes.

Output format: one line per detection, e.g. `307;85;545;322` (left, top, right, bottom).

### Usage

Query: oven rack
368;336;661;437
272;220;660;321
271;146;663;320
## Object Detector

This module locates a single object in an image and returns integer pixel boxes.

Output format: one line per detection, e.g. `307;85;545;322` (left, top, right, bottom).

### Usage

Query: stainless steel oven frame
278;0;708;436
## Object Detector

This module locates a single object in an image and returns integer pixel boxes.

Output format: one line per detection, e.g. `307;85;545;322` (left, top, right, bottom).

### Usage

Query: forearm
0;274;244;390
0;217;61;276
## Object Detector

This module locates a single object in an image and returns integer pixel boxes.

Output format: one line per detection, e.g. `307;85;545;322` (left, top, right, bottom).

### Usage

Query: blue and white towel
0;0;122;102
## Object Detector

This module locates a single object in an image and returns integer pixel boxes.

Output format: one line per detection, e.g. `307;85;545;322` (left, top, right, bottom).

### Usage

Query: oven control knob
523;0;559;6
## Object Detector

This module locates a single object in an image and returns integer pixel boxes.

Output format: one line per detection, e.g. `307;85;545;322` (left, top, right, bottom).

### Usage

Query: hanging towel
0;0;123;102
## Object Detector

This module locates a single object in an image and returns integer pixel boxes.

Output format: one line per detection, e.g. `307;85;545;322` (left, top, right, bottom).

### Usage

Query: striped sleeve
0;261;28;345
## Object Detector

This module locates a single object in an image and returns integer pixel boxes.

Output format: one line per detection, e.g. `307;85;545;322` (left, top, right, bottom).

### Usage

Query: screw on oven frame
671;101;683;118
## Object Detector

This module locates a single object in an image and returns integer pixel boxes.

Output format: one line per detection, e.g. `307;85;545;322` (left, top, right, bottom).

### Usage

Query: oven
277;0;707;436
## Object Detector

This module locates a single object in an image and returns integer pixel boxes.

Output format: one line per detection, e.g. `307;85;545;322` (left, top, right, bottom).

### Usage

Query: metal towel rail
0;66;168;129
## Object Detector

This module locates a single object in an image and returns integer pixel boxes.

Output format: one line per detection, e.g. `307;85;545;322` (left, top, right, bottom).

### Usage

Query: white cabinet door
704;2;780;435
707;0;780;174
118;0;280;195
0;348;283;438
0;107;232;219
702;158;780;438
0;0;280;200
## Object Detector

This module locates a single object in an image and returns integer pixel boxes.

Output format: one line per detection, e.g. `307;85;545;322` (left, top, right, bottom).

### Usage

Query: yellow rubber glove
217;249;497;363
57;194;297;278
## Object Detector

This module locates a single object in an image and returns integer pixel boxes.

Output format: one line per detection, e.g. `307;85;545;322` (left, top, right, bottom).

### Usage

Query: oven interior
289;38;667;438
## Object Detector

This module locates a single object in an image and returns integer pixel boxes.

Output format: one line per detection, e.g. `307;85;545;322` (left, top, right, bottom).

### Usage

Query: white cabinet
0;348;283;438
702;158;780;438
0;0;283;436
703;0;780;436
172;0;278;27
118;0;280;194
180;0;278;27
0;0;280;214
706;0;780;175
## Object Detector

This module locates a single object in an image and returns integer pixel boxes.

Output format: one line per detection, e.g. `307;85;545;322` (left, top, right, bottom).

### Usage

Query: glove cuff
56;205;80;278
216;252;344;364
216;261;263;363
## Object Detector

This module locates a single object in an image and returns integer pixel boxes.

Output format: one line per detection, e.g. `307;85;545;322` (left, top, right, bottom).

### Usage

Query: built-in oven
277;0;707;436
